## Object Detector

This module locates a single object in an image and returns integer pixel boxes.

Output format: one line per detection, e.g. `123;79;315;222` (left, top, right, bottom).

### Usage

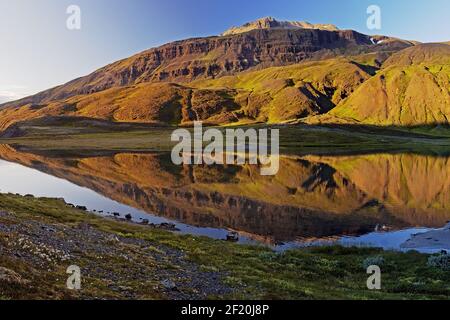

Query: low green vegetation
329;44;450;126
1;123;450;156
0;193;449;300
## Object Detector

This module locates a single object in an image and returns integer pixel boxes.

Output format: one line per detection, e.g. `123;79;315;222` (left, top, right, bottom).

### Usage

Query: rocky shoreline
1;193;449;300
0;209;232;299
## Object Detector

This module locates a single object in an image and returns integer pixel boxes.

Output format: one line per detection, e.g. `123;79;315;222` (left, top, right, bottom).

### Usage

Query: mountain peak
222;17;339;36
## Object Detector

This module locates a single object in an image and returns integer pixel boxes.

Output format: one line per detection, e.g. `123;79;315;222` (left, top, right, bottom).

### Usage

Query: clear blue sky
1;0;449;102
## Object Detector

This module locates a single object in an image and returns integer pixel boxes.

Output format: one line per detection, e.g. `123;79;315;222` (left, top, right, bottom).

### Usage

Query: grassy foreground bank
0;193;449;300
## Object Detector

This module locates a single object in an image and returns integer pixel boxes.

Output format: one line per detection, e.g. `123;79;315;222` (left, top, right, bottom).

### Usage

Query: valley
1;18;447;133
1;15;449;302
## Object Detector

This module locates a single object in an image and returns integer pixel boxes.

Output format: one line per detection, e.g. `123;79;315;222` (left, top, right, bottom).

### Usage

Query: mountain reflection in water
0;144;449;247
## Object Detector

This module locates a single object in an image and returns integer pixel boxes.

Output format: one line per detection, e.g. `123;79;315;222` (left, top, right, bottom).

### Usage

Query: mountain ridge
2;18;449;132
0;57;375;131
222;17;339;36
1;23;414;111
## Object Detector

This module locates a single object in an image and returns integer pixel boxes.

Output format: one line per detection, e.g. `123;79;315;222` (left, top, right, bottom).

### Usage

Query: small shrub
427;253;450;271
258;252;278;262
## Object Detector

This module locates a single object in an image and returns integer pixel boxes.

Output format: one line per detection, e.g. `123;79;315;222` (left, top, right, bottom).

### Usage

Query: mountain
319;43;450;126
1;18;413;110
0;57;378;131
222;17;339;35
1;17;439;134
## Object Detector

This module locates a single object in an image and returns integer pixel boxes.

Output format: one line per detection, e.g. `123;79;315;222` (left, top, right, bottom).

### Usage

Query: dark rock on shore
226;232;239;242
161;279;177;291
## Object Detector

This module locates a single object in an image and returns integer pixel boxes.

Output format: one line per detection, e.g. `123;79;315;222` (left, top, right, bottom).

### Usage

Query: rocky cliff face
222;17;339;36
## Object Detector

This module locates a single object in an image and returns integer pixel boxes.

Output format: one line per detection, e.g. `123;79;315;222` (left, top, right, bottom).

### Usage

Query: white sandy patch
401;223;450;251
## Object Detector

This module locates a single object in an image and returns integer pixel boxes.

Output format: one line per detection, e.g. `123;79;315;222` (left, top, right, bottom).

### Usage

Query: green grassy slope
325;44;450;126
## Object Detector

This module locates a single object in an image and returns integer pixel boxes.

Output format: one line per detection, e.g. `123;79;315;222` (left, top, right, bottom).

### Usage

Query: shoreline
5;187;450;254
0;150;448;254
0;193;449;300
62;206;450;254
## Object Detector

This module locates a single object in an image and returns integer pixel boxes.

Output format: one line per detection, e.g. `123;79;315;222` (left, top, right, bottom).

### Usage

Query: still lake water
0;144;449;253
